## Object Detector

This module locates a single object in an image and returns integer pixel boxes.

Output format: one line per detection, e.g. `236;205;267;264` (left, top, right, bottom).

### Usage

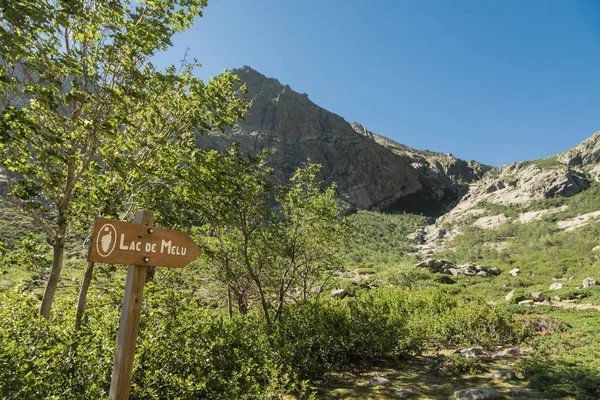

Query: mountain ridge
199;66;492;216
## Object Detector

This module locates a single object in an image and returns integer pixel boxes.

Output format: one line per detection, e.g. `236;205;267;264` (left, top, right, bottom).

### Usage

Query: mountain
198;66;491;216
415;131;600;254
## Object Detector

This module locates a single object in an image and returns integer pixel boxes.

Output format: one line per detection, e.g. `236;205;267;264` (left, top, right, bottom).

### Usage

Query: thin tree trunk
254;278;271;328
74;261;95;332
39;217;67;319
227;286;233;318
145;266;156;283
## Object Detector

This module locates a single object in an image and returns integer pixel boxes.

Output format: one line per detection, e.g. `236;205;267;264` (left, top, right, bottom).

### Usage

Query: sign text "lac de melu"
88;217;201;268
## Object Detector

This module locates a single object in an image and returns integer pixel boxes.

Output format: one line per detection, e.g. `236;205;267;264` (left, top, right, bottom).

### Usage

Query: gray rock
415;259;457;274
509;268;520;276
449;268;460;277
583;278;598;288
369;376;390;386
518;300;534;305
438;276;457;285
505;290;514;301
477;271;489;277
500;347;526;356
531;292;545;302
491;369;517;380
591;245;600;252
455;347;486;358
331;288;348;299
558;131;600;166
454;387;502;399
553;296;562;301
394;389;415;398
549;283;566;290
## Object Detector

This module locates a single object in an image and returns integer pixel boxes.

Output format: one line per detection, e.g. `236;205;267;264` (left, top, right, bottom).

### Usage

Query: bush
0;286;529;398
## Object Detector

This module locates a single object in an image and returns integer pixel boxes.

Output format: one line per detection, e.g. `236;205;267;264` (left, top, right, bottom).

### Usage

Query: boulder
438;276;457;285
509;268;520;276
549;283;566;290
583;278;598;288
518;300;534;305
415;259;457;274
369;376;390;386
531;292;545;302
331;288;348;299
455;347;486;358
454;388;502;400
500;347;526;356
491;369;517;380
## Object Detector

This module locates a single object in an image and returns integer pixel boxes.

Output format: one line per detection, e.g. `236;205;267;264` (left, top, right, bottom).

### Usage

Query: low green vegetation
0;285;528;399
348;210;427;267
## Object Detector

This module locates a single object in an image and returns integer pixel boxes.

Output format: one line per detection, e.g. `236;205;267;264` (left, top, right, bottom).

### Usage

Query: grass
530;156;562;169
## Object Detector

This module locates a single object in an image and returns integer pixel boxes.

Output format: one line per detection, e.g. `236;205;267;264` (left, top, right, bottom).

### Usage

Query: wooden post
109;210;154;400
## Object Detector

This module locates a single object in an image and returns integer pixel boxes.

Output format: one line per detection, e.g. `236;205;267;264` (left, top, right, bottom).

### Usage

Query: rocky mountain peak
558;131;600;167
198;67;494;215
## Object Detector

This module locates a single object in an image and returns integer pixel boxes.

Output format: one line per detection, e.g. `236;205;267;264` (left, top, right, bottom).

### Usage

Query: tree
271;164;353;321
191;146;353;327
0;0;247;318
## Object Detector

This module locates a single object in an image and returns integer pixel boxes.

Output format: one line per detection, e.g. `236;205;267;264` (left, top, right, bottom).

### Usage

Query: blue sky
154;0;600;166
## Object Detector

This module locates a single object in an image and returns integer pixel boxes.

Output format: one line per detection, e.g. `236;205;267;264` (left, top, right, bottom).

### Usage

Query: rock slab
454;388;502;400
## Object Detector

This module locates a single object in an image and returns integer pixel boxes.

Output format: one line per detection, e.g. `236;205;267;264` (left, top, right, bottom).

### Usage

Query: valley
1;62;599;399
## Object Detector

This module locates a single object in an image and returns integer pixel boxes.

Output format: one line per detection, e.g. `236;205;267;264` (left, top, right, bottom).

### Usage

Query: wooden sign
88;217;201;268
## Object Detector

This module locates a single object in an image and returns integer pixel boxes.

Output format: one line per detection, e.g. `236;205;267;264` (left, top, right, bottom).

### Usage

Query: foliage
516;309;600;400
0;284;528;398
0;232;52;281
430;354;488;377
192;148;353;325
0;287;302;399
348;211;427;267
0;0;248;317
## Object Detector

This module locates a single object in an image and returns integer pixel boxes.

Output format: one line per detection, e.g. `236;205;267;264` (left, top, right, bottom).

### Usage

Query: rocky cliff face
416;131;600;255
199;67;489;215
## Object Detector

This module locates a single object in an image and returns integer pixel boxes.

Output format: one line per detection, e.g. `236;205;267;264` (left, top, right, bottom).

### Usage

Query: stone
500;347;526;356
394;389;415;398
557;211;600;232
491;369;517;380
553;296;562;301
448;268;460;276
438;276;457;284
509;268;520;276
592;245;600;252
518;300;534;305
477;271;489;277
549;283;566;290
531;292;545;302
505;290;514;301
455;347;486;358
583;278;598;288
473;214;510;229
453;387;502;399
369;376;390;386
331;288;348;299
